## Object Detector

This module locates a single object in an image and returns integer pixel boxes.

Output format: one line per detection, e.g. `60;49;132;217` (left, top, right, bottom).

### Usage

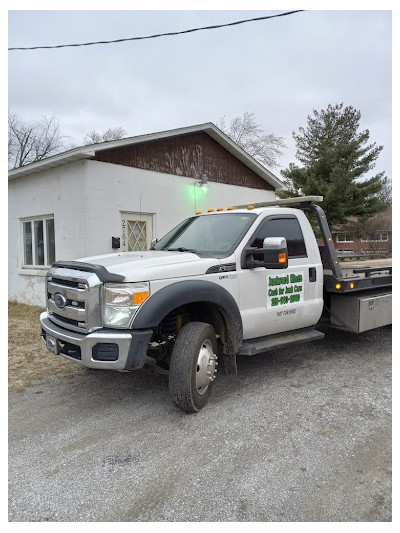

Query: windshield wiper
168;247;198;253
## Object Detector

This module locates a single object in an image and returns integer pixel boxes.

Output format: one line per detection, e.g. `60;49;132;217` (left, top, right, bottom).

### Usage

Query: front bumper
40;312;152;371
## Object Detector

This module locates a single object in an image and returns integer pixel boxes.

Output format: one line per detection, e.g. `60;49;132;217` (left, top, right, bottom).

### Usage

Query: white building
8;123;284;306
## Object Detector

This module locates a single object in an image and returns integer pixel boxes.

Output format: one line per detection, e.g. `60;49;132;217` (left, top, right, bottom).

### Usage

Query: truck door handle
309;267;317;282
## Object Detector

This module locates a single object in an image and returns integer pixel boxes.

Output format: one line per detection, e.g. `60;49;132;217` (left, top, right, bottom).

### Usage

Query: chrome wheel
196;339;218;395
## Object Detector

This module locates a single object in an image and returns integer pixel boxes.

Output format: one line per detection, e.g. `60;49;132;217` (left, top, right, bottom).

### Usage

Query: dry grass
8;301;87;392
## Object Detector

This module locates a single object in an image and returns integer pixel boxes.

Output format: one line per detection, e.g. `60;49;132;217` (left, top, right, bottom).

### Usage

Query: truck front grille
51;312;82;328
51;276;82;289
46;267;102;334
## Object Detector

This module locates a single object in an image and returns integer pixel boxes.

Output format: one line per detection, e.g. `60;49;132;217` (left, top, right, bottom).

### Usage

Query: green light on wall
199;175;209;192
187;174;210;214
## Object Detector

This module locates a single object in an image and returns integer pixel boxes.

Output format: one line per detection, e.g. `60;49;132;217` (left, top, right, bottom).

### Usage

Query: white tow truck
40;196;392;412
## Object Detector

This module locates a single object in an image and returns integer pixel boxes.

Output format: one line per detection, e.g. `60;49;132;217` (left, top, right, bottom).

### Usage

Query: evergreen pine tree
278;103;388;226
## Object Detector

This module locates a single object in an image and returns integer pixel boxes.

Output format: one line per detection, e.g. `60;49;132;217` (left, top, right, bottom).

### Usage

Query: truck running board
238;327;325;356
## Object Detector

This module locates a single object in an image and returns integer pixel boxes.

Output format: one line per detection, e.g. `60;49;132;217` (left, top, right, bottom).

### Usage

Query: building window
336;233;354;243
22;216;55;267
361;232;389;243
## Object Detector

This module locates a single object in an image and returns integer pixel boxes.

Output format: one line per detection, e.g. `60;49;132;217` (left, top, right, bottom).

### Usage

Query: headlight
103;282;150;328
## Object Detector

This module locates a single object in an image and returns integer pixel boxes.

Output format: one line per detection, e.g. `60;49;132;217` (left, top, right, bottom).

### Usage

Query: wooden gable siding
93;131;274;191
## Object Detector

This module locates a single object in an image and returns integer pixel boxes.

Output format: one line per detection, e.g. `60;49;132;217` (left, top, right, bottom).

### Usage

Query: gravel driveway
8;325;391;522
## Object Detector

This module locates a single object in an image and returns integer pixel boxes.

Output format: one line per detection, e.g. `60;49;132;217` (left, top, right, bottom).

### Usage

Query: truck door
237;214;321;340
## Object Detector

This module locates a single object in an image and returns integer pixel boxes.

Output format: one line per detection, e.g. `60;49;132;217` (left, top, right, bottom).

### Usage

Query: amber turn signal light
133;292;149;305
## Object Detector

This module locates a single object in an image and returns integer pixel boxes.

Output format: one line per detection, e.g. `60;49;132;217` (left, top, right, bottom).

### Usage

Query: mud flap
223;353;238;375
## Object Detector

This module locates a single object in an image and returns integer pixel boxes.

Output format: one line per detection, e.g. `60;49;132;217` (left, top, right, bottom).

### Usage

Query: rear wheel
169;322;218;413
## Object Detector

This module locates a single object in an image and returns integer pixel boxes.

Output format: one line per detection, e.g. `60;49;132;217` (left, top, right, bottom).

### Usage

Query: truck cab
232;207;323;340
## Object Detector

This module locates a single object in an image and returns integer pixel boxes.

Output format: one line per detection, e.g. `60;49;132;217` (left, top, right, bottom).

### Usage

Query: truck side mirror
150;238;158;250
244;237;288;269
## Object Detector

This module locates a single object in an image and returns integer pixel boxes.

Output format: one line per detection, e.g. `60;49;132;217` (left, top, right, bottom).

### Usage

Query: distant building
330;207;392;258
8;122;284;305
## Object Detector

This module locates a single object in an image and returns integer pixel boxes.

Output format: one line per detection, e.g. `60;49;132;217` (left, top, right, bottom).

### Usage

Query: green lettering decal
269;275;289;286
266;271;305;309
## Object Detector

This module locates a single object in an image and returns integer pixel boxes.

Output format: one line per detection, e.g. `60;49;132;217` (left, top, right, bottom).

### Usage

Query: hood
75;250;222;282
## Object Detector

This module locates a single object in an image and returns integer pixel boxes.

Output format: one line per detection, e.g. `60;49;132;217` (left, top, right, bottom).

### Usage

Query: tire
169;322;218;413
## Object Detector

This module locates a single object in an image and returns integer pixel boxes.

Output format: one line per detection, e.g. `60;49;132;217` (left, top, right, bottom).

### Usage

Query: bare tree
380;177;392;205
84;127;127;145
8;113;67;169
216;112;286;169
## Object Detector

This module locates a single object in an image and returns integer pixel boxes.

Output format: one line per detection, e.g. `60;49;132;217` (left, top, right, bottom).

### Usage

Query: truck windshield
153;213;257;258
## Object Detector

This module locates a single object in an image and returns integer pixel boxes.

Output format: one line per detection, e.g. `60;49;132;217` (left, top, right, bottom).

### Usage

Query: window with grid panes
361;231;389;242
22;216;55;267
336;233;354;243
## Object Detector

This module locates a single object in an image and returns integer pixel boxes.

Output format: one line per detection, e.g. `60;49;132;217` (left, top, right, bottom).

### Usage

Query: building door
121;213;153;251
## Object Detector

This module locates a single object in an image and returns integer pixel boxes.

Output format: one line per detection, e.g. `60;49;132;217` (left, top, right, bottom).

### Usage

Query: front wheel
169;322;218;413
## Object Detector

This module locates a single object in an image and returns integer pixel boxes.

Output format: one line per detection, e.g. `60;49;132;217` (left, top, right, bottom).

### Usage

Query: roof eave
8;148;96;180
8;122;286;190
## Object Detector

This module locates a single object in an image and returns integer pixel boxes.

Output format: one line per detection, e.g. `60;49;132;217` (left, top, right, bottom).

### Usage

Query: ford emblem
54;293;67;309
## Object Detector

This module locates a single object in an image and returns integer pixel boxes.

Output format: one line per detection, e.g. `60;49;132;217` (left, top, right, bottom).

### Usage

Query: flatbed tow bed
306;198;391;331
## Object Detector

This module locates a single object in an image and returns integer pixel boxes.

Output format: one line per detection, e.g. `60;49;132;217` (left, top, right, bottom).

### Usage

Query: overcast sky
8;5;392;181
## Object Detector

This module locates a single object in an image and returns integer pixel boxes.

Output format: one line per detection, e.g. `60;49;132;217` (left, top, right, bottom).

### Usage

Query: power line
8;10;305;51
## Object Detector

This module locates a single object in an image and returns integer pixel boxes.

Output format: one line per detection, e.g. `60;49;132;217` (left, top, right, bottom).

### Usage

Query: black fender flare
132;280;243;354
